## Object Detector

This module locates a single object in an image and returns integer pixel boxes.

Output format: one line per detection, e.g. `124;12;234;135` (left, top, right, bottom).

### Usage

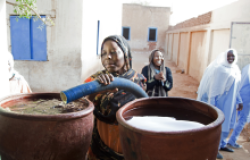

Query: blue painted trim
148;27;158;42
96;20;100;55
122;26;131;41
30;18;33;59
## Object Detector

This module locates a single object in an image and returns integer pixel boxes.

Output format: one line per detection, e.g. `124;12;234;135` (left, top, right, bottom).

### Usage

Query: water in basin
6;99;88;115
126;116;205;132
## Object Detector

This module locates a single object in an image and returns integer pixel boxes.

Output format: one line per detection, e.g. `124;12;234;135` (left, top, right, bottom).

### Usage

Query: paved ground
132;52;250;160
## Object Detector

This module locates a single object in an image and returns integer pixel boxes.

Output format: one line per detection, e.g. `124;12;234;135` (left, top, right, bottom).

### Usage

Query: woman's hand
155;72;166;82
97;73;114;85
97;73;118;92
237;103;243;111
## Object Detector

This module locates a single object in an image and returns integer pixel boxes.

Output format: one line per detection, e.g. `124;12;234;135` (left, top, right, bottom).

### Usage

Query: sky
122;0;239;25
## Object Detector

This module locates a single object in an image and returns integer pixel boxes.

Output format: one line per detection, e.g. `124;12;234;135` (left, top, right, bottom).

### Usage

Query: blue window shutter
31;16;47;61
10;16;31;60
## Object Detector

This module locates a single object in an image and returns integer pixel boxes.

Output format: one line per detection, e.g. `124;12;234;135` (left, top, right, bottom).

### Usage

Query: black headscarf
101;35;132;69
89;35;146;160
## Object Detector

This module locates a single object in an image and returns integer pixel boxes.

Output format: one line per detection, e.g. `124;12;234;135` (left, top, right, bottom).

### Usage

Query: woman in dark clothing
85;35;146;160
141;49;173;96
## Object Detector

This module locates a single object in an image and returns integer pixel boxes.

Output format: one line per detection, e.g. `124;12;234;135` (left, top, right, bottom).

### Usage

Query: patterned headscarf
86;35;146;160
101;35;132;71
148;49;167;97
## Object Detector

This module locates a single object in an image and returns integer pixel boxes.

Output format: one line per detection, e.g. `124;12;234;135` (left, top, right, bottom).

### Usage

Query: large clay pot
116;97;225;160
0;93;94;160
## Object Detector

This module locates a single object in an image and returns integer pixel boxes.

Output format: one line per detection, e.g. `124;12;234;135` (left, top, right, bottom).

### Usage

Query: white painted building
6;0;122;92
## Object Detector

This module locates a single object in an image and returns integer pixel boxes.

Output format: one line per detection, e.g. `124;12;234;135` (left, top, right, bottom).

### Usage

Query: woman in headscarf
227;64;250;149
8;52;32;94
141;49;173;97
84;35;146;160
197;49;243;159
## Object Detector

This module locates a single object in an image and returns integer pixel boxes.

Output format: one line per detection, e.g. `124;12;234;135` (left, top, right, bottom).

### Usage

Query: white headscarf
197;49;241;103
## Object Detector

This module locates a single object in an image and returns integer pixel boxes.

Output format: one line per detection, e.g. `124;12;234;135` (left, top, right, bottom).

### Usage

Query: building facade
166;0;250;81
122;4;171;52
6;0;122;92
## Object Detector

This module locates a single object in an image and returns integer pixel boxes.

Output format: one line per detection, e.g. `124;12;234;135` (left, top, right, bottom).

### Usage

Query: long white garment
197;49;241;103
197;49;242;133
228;64;250;145
240;64;250;101
238;64;250;121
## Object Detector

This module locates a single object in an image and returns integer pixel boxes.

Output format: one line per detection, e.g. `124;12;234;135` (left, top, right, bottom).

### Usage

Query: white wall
0;0;10;98
210;0;250;28
81;0;122;81
208;29;230;64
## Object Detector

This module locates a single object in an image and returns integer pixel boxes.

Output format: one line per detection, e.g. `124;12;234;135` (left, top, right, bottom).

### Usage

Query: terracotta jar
116;97;225;160
0;93;94;160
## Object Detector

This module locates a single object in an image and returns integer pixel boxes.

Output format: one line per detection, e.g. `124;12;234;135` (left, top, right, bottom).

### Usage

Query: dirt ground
132;53;250;160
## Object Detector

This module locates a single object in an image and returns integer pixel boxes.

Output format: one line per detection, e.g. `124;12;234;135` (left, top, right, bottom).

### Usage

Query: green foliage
14;0;37;19
10;0;54;27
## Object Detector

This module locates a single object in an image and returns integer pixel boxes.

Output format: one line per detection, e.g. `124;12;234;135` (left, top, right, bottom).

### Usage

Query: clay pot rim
0;93;94;120
116;97;225;135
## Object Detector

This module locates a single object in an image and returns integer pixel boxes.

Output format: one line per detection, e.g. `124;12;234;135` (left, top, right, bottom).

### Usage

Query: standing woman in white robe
227;64;250;148
197;49;243;159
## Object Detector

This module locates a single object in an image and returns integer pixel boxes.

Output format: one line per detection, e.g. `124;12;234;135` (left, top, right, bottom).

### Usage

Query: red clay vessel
0;93;94;160
116;97;225;160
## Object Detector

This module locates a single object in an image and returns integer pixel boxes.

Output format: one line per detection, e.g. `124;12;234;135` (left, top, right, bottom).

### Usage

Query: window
148;27;158;42
122;27;130;40
10;16;47;61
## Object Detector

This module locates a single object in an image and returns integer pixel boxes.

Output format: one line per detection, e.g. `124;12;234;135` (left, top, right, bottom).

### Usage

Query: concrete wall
122;4;171;52
81;0;122;81
189;31;207;81
167;33;173;60
208;29;230;64
211;0;250;27
177;32;189;72
6;0;122;92
0;0;10;98
166;0;250;81
172;33;179;65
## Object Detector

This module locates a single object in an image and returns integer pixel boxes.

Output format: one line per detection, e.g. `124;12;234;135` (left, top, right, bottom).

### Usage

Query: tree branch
6;1;54;26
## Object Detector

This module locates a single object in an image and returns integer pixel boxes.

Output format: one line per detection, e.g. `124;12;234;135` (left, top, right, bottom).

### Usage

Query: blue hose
60;77;148;103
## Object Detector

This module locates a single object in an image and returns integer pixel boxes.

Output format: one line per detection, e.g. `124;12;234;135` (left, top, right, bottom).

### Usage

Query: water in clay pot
0;93;94;160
